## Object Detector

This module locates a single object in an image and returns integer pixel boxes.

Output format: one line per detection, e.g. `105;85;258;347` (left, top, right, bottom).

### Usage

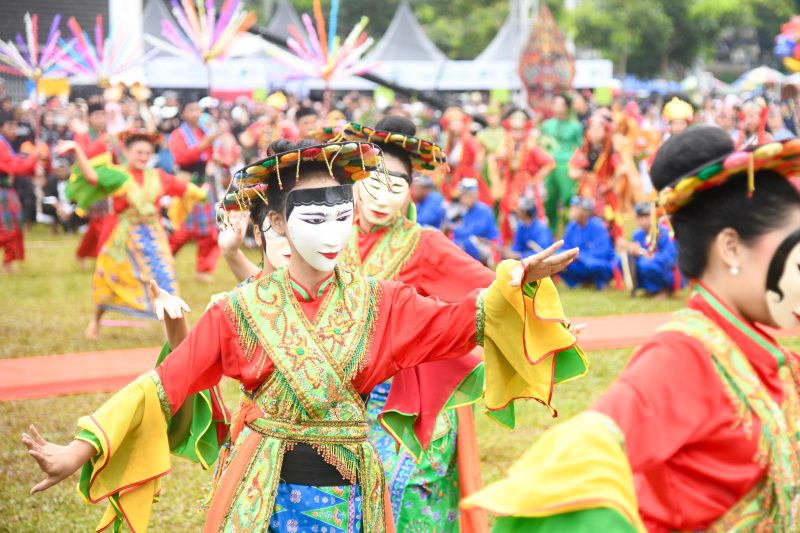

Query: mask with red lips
285;185;354;273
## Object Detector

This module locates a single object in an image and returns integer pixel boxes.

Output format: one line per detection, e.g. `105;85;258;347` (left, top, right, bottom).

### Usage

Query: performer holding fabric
59;130;207;340
0;113;46;271
22;139;585;533
464;128;800;532
168;101;223;282
72;101;118;267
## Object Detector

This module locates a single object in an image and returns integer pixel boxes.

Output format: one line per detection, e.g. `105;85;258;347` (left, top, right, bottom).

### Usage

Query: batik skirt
93;216;177;318
367;381;461;532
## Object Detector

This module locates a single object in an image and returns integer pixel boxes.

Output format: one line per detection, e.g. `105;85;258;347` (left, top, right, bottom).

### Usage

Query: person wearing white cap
559;196;615;288
451;178;500;263
411;174;446;229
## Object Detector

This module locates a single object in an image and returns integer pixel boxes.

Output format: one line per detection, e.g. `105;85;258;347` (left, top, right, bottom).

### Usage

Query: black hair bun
374;115;416;137
267;138;318;156
650;126;734;192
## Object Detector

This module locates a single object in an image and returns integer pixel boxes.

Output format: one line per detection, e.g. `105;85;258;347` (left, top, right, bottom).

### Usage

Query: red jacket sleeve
73;131;109;159
528;145;555;170
417;229;495;301
356;280;479;392
591;331;727;471
0;140;37;176
168;127;207;167
156;301;243;414
158;168;188;197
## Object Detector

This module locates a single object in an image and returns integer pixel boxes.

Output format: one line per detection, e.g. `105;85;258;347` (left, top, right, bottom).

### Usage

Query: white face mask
286;186;354;273
356;171;410;226
262;225;291;269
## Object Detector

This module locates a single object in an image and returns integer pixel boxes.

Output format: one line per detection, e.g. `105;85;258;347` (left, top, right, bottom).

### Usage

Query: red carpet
0;313;793;401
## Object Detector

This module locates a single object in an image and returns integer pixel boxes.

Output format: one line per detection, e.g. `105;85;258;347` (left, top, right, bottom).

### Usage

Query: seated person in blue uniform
412;175;446;228
507;196;554;259
450;178;501;263
561;196;615;289
621;202;679;296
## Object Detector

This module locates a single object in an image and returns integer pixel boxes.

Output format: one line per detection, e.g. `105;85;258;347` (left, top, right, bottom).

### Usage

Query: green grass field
0;226;680;531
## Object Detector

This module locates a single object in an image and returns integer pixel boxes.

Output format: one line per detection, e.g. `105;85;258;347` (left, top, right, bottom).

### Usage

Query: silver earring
730;265;740;276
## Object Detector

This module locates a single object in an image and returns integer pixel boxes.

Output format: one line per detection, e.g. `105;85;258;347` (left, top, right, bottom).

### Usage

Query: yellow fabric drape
462;411;646;532
482;260;588;414
76;371;172;532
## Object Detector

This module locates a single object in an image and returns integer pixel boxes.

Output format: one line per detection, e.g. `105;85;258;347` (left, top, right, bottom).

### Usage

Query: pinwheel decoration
262;0;378;111
58;15;153;88
775;16;800;72
0;13;71;82
144;0;257;88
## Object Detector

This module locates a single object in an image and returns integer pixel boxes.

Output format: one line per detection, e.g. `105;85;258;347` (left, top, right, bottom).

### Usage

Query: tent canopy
365;1;446;62
266;0;307;42
475;1;531;63
142;0;175;55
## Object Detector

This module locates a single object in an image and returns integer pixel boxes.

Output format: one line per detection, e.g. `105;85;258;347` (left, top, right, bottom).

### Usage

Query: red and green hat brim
339;122;447;173
658;138;800;214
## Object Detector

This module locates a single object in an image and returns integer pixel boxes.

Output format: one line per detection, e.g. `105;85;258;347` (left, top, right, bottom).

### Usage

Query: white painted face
262;225;291;269
286;186;354;273
356;170;410;226
766;232;800;330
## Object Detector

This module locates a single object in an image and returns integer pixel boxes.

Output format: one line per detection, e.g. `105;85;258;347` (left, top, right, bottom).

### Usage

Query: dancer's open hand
149;280;190;320
218;210;249;254
510;240;579;287
22;425;94;495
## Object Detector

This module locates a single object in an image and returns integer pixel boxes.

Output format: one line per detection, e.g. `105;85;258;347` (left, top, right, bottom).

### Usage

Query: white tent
365;1;447;62
265;0;307;43
142;0;174;55
475;0;532;63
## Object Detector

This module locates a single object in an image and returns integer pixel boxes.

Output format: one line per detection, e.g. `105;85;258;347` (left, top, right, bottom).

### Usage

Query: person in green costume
541;94;584;233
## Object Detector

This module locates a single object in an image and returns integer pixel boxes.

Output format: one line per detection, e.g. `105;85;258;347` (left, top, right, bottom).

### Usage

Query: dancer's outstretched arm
21;425;95;495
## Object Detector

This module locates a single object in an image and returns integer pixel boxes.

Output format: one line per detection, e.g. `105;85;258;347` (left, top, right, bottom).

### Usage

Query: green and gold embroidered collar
693;282;787;368
289;274;335;302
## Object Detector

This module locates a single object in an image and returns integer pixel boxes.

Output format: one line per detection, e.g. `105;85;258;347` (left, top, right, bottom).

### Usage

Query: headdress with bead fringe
219;141;383;214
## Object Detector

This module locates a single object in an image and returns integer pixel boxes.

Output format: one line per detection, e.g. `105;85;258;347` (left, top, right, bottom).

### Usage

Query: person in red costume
58;130;207;339
465;128;800;532
168;101;223;282
0;112;47;272
22;138;584;533
491;109;556;243
440;107;487;203
569;113;625;240
71;101;118;268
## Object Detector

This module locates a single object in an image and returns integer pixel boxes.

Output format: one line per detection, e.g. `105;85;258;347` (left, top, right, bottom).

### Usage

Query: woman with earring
465;127;800;532
22;139;583;532
56;130;207;339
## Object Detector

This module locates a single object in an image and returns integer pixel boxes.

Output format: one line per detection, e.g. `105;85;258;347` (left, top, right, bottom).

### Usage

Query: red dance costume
493;135;554;242
592;285;795;531
168;123;220;274
73;129;116;259
0;135;37;265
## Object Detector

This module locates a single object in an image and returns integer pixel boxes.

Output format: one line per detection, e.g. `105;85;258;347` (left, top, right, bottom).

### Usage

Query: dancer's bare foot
194;272;214;283
84;319;100;340
76;258;88;271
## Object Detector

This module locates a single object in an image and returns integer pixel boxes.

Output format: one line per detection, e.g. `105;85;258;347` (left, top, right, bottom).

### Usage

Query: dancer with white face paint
330;117;583;533
22;138;584;533
285;185;355;272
